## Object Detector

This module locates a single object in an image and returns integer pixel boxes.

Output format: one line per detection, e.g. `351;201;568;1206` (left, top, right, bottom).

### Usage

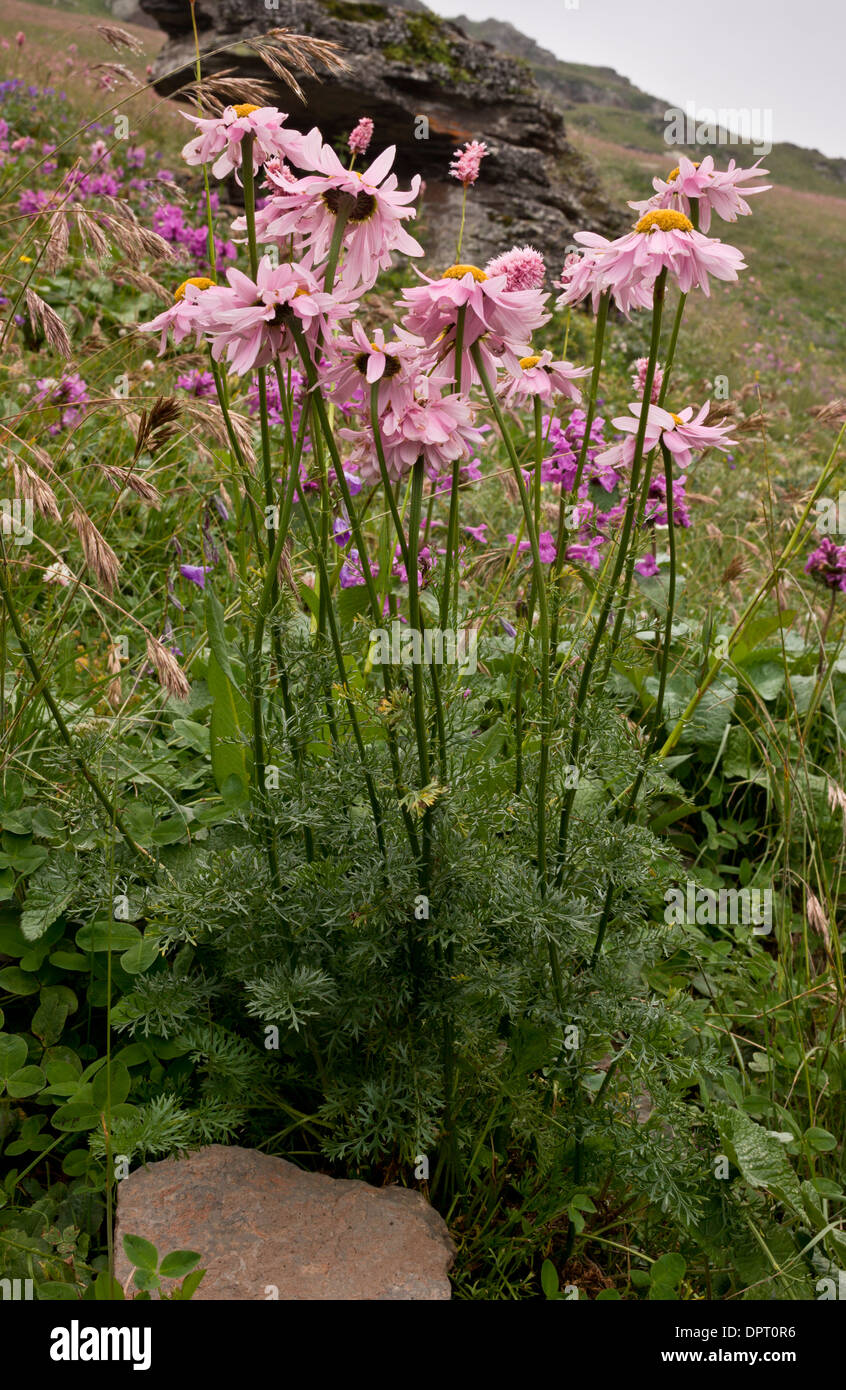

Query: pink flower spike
348;117;374;157
450;140;488;187
631;357;664;403
485;245;545;292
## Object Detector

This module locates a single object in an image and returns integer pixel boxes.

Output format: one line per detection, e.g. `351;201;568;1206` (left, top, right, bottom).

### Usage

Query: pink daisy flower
499;350;590;407
199;256;347;376
321;322;420;413
485;245;545;291
630;155;771;234
246;140;423;292
341;383;482;483
596;401;737;472
579;210;746;304
450;140;488;187
139;275;216;355
556;232;654;317
181;104;296;181
399;263;550;388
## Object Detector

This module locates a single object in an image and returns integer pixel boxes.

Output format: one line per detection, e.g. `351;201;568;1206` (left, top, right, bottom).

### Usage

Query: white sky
432;0;844;159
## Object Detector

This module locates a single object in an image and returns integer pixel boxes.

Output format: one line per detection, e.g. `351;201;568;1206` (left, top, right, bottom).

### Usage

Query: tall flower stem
439;307;467;630
240;140;278;567
550;290;609;651
555;269;667;882
295;478;387;858
597;288;689;686
370;386;447;778
587;440;678;971
293;329;423;860
455;185;469;261
472;344;566;1019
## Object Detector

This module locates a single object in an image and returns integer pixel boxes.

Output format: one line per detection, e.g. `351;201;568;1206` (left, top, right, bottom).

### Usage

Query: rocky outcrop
451;14;666;116
115;1145;455;1300
139;0;625;272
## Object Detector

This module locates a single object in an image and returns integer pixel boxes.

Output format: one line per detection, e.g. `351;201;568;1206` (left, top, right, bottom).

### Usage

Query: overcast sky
431;0;843;159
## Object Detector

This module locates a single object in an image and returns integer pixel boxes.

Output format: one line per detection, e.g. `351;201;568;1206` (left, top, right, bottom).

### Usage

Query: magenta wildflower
805;538;846;592
485;245;545;292
450;140;488;187
348;116;374;157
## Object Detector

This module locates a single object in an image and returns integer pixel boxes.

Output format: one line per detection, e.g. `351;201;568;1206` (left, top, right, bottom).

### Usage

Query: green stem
555;270;667;881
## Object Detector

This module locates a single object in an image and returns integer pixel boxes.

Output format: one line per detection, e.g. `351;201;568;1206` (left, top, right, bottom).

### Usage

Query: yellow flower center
667;160;700;182
173;276;215;302
670;412;683;424
635;209;694;234
232;104;260;118
443;264;487;282
519;355;541;370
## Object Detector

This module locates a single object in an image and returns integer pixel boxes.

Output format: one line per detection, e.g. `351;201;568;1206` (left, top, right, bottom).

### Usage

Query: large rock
139;0;624;271
115;1145;454;1300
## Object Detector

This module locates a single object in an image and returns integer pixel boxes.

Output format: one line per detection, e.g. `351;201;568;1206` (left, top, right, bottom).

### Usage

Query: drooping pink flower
485;245;545;291
631;357;664;402
322;321;420;413
340;382;482;483
241;140;422;292
604;209;746;298
499;350;590;407
596;401;737;472
181;104;296;180
199;256;347;376
630;155;771;234
348;116;374;157
139;275;217;355
556;232;654;317
399;264;549;388
450;139;488;187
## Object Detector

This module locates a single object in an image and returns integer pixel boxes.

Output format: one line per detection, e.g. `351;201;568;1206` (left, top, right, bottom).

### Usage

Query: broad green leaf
0;966;40;995
207;647;251;799
159;1249;201;1280
20;858;76;941
120;936;160;976
0;1034;28;1080
123;1233;159;1273
6;1065;46;1098
91;1060;131;1111
32;985;78;1047
176;1268;206;1300
76;920;141;953
715;1105;804;1216
540;1259;559;1299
